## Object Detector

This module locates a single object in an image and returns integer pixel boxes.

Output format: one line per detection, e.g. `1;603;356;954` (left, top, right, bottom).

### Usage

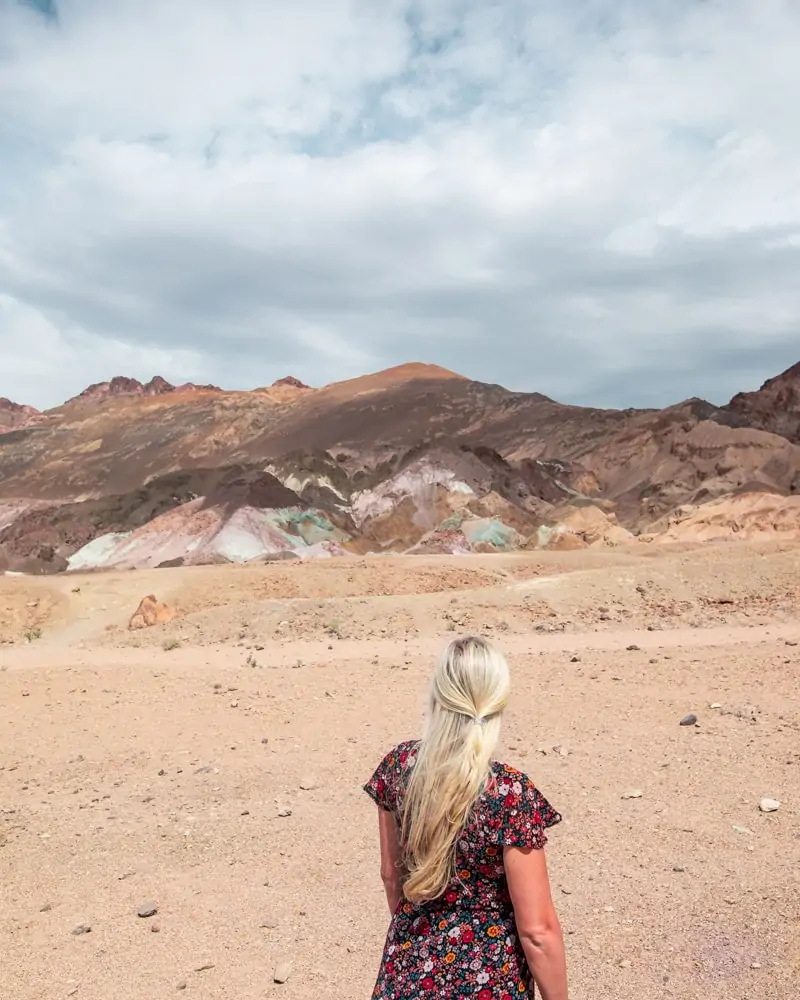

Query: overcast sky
1;0;799;411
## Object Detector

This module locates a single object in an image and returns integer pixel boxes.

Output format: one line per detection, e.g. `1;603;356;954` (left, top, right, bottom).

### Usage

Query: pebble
733;825;754;835
273;960;293;983
176;982;188;991
679;714;698;726
618;959;632;969
751;962;762;970
709;702;722;709
299;778;317;790
39;903;52;912
71;924;91;935
278;807;292;817
672;865;686;873
626;644;641;651
621;789;643;799
570;655;581;663
759;798;781;813
137;903;158;918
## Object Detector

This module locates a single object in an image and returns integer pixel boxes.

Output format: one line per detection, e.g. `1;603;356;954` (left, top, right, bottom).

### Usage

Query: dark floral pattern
364;740;562;999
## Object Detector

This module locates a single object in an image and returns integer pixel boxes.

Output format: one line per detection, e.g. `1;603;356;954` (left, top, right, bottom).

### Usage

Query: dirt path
1;547;798;999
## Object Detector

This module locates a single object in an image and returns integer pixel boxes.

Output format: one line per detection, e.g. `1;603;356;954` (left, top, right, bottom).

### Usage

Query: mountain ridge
1;359;798;573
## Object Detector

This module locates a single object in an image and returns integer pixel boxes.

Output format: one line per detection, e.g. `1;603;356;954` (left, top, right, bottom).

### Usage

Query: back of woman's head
400;636;511;902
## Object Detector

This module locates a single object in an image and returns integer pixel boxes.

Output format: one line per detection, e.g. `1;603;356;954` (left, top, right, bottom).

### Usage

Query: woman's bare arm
504;846;568;1000
377;807;404;914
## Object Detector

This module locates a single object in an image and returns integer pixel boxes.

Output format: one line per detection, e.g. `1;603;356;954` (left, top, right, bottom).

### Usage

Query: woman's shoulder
490;759;535;786
372;739;420;775
487;759;563;832
386;739;420;768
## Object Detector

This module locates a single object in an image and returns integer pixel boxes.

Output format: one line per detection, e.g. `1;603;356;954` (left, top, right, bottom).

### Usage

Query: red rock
271;376;311;390
0;398;42;434
128;595;177;630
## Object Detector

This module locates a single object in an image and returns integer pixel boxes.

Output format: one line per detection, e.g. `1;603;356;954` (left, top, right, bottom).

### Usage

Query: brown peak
323;362;468;394
366;362;467;383
271;375;312;390
761;359;800;387
730;360;800;402
67;375;221;405
0;397;40;414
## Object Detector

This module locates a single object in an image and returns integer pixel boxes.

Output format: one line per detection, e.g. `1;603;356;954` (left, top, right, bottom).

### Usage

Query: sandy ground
1;544;799;999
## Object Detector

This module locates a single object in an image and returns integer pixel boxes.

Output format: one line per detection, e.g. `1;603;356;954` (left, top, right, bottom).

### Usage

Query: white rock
273;960;293;983
621;789;643;799
759;798;781;813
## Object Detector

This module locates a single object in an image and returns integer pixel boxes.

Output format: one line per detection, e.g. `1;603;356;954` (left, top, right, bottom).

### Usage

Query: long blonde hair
400;636;511;902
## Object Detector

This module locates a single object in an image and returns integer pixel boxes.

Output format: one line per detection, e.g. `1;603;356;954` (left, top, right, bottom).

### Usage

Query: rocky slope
0;398;43;434
1;360;798;572
727;361;800;444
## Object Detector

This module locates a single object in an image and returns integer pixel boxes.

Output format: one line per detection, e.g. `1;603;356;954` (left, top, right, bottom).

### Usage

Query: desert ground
1;543;798;999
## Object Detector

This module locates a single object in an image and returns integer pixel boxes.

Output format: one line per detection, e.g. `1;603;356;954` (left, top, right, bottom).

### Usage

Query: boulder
128;594;177;630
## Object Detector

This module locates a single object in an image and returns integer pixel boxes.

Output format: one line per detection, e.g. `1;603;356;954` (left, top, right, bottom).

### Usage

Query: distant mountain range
1;360;799;573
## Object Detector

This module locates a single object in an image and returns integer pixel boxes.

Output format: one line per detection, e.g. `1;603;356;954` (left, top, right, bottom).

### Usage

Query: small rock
621;789;643;800
570;655;580;663
709;702;722;710
751;961;762;970
39;903;52;912
680;713;698;726
230;700;239;708
299;778;317;790
672;865;686;873
759;798;781;813
194;963;215;973
274;961;293;983
618;959;632;969
626;644;641;651
552;745;569;758
151;923;161;933
733;825;754;835
176;982;188;991
71;924;91;935
261;737;269;745
277;807;292;817
137;903;158;918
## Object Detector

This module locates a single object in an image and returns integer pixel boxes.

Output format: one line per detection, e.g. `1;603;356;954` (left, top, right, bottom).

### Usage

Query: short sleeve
500;771;562;849
363;746;401;812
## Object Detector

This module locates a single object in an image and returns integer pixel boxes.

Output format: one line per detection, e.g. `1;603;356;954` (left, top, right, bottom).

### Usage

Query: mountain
0;398;42;434
1;360;799;573
65;374;222;405
726;361;800;443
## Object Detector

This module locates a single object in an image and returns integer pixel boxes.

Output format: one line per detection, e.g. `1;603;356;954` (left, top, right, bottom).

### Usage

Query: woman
364;636;568;1000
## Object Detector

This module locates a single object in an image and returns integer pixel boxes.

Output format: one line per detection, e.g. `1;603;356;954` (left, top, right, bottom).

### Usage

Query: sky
0;0;799;411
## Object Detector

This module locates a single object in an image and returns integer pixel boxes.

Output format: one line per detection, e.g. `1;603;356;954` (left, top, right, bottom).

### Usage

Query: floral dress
364;740;562;999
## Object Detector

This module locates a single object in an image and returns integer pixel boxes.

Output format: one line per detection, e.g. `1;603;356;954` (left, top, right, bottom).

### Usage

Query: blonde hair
400;636;511;902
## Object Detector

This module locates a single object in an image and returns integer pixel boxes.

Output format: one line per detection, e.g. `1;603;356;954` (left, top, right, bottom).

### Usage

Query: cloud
1;0;799;410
